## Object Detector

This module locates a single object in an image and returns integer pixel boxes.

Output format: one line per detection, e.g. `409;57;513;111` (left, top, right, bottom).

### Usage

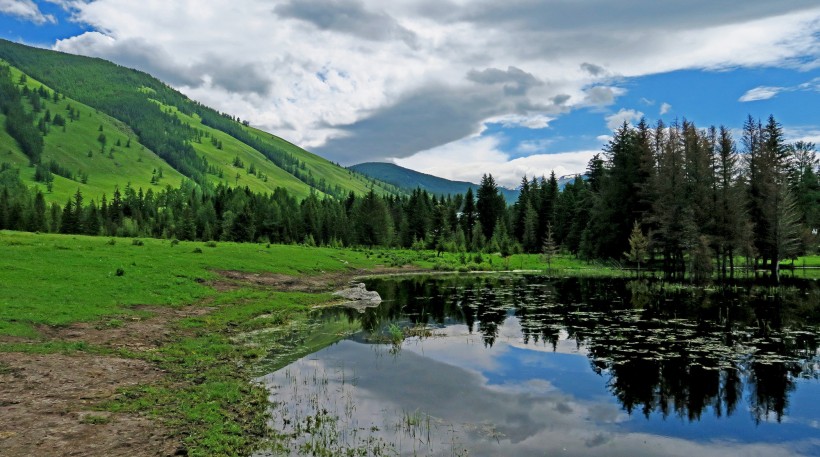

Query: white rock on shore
332;283;382;302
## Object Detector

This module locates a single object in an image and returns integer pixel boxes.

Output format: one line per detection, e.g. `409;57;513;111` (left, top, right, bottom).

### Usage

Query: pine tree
624;221;649;275
542;223;559;274
476;174;505;240
461;187;476;241
651;121;690;277
713;126;750;280
59;198;75;233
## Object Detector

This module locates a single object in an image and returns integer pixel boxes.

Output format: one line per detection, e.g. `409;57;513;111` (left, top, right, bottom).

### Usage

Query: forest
1;112;817;281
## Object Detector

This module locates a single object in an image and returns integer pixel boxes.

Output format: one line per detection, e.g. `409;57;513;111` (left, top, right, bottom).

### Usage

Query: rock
332;283;382;302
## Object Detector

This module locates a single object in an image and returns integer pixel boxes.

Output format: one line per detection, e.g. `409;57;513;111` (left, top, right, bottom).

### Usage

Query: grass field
1;230;814;455
0;230;386;338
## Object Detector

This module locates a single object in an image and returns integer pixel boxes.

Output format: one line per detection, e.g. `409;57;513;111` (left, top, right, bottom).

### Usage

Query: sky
1;1;819;188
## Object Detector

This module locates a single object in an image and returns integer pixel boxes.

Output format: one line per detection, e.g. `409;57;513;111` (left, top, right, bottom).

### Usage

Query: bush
170;239;180;247
204;241;217;248
115;268;125;276
192;247;203;254
106;238;116;246
131;239;144;246
432;261;453;271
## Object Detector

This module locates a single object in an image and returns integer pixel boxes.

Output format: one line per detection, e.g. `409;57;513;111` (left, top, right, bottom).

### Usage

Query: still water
256;274;820;456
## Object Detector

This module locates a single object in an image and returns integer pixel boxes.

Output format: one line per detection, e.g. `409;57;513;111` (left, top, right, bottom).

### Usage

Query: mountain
0;39;399;203
350;162;583;203
350;162;521;202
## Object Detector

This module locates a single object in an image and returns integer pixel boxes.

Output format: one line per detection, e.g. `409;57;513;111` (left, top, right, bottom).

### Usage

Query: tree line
0;114;817;281
577;116;818;280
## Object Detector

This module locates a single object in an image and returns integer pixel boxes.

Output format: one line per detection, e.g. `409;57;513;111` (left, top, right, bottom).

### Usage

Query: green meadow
1;230;815;456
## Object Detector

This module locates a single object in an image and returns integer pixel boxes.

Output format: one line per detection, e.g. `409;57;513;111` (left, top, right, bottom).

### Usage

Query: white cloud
659;102;672;115
739;77;820;102
0;0;56;24
517;139;554;154
783;126;820;145
605;108;644;130
739;86;785;101
492;114;554;129
394;135;596;187
41;0;820;166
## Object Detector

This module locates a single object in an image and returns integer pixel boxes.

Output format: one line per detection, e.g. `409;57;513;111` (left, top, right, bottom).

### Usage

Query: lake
255;274;820;456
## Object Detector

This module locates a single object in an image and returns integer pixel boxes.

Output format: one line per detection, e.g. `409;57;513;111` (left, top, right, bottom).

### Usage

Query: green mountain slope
350;162;521;202
245;126;403;197
0;64;187;203
0;39;397;201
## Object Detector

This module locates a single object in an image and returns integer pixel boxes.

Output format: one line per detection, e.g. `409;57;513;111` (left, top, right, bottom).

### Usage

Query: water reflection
364;275;820;423
258;275;820;456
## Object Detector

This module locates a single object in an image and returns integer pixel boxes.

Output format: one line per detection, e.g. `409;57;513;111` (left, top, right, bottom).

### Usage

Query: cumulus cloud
583;86;623;107
659;102;672;115
552;94;571;105
605;108;644;130
274;0;418;48
0;0;56;24
39;0;820;167
580;62;606;76
783;126;820;145
394;135;597;187
466;66;543;96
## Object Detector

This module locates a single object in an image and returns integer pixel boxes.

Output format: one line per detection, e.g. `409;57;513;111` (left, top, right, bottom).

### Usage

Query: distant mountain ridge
350;162;520;202
350;162;583;202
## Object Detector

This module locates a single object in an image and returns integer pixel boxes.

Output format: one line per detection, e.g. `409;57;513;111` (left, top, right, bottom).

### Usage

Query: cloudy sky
1;1;819;187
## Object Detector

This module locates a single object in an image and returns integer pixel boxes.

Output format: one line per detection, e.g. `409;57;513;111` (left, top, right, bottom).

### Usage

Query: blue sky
1;1;818;187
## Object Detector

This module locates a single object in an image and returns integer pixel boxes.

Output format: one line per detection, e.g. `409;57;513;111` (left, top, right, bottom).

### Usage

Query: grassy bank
1;230;597;455
0;231;401;455
10;230;809;455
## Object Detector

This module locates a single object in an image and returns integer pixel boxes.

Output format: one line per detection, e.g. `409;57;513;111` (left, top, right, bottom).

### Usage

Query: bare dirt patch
212;266;426;293
35;304;215;352
0;353;176;457
212;269;356;293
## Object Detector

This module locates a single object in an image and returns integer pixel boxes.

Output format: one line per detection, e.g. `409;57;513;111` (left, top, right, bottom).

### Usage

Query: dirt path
0;266;422;457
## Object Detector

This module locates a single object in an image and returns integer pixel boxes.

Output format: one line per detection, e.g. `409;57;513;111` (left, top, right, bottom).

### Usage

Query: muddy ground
0;267;415;457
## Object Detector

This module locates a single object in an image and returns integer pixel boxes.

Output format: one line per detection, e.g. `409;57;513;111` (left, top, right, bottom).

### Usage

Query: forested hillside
0;39;397;201
2;114;816;282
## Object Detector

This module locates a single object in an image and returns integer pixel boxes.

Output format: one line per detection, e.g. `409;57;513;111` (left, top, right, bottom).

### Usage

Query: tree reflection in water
357;275;820;423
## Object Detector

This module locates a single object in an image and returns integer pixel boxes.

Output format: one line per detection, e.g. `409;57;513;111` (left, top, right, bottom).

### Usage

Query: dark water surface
256;274;820;456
